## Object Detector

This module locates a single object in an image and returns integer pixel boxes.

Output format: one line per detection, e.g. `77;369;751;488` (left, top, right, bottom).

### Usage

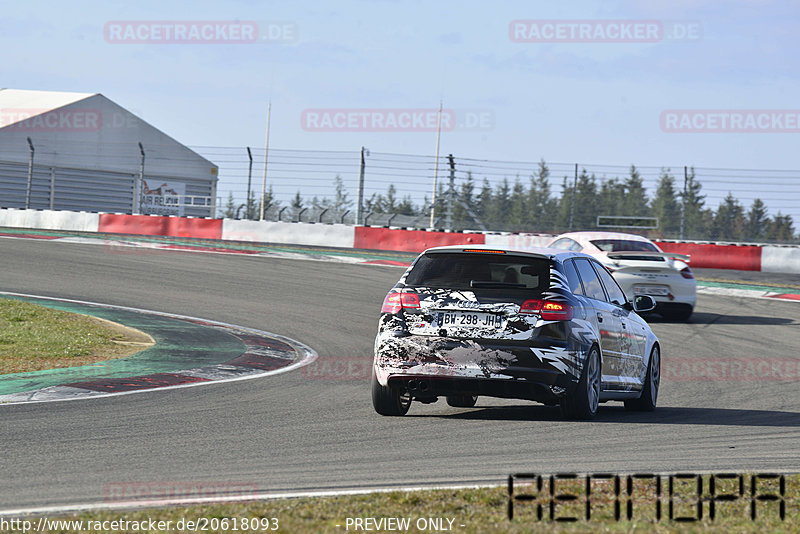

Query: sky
3;0;800;222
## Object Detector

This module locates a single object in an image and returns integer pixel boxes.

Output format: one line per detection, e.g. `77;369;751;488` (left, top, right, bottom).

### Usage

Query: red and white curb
697;285;800;302
0;293;318;406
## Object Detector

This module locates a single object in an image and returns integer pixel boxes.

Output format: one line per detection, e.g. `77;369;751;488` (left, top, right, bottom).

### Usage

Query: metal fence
0;159;216;217
197;146;800;242
2;144;799;243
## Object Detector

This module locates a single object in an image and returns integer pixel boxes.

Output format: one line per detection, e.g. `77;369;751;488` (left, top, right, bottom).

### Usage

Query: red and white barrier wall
99;214;223;239
1;208;799;274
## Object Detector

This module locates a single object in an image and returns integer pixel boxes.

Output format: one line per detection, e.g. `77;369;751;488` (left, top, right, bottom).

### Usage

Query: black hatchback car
372;245;661;419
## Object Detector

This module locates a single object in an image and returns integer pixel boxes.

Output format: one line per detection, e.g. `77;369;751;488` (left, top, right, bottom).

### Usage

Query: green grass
13;477;797;533
0;298;150;374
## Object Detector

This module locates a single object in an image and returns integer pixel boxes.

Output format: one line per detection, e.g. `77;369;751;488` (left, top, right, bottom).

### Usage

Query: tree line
223;161;797;242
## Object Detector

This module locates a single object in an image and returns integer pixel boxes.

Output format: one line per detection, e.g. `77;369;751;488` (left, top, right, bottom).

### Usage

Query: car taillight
519;299;574;320
381;291;420;314
680;266;694;279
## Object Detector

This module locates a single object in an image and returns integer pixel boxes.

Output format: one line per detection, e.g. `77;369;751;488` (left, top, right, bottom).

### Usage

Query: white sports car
548;231;696;321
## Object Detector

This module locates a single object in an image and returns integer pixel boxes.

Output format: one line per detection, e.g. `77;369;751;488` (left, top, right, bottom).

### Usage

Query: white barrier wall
484;233;553;249
0;208;99;232
761;246;800;274
2;207;799;274
221;219;356;249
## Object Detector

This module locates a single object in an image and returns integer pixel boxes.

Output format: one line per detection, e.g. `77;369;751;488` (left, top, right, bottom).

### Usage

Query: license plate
436;312;503;329
634;285;669;296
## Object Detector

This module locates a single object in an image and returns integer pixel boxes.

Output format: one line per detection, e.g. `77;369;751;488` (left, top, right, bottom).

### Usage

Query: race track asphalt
1;237;799;511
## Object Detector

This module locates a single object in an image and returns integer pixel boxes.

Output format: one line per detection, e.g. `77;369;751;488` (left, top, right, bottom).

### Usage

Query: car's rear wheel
560;346;600;420
625;345;660;412
371;369;411;416
446;395;478;408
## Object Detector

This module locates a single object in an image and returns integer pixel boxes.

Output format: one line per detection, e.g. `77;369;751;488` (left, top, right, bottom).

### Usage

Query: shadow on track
644;312;796;326
413;405;800;426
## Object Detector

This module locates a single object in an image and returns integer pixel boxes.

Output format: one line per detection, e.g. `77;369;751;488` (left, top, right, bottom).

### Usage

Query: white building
0;88;218;216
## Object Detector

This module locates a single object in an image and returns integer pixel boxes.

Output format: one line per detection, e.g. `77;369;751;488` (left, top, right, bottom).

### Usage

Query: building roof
0;89;97;128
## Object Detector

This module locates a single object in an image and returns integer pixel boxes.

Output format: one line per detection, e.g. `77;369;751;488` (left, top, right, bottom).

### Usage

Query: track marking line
0;483;503;517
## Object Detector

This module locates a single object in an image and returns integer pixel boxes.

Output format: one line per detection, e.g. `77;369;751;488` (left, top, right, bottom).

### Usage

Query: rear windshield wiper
470;280;526;289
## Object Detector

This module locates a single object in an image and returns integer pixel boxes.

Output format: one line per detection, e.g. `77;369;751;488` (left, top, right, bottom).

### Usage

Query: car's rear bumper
387;374;566;402
374;332;585;401
615;276;697;307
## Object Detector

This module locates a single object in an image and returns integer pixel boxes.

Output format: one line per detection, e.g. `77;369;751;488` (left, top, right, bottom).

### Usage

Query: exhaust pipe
418;380;429;392
407;380;418;391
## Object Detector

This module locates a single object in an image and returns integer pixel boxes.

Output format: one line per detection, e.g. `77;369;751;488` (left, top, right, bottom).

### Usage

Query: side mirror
632;295;656;313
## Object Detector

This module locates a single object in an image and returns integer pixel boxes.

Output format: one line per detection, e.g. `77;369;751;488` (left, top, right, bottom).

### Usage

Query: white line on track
0;483;503;517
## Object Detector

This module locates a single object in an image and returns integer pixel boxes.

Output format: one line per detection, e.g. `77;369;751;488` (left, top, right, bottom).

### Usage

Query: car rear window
590;239;659;252
404;252;551;292
590;239;664;261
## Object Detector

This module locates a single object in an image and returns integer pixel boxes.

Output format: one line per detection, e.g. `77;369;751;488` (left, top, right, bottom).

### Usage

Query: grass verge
0;298;153;374
11;476;798;533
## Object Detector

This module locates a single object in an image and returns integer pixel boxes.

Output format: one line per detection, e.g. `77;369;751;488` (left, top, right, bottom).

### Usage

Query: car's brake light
519;299;574;320
462;248;506;254
381;291;420;314
541;301;574;320
680;266;694;279
519;300;542;314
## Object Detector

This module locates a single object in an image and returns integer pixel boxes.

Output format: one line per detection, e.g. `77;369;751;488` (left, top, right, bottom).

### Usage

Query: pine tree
651;169;681;236
622;165;649;216
490;178;511;229
528;159;554;232
711;193;745;241
508;177;527;229
679;167;706;240
555;176;573;232
291;191;304;220
452;171;476;229
395;195;416;216
766;213;796;242
573;169;599;230
332;175;353;215
597;177;625;221
745;198;769;241
223;191;238;219
364;193;384;214
385;184;398;213
254;185;277;220
476;178;493;221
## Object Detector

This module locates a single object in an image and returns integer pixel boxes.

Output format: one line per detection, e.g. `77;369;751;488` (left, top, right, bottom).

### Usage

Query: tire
625;345;660;412
371;369;411;416
446;395;478;408
560;346;600;420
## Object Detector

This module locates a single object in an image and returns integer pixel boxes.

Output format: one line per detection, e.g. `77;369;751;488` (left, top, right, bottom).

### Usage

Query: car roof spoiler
606;251;691;262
